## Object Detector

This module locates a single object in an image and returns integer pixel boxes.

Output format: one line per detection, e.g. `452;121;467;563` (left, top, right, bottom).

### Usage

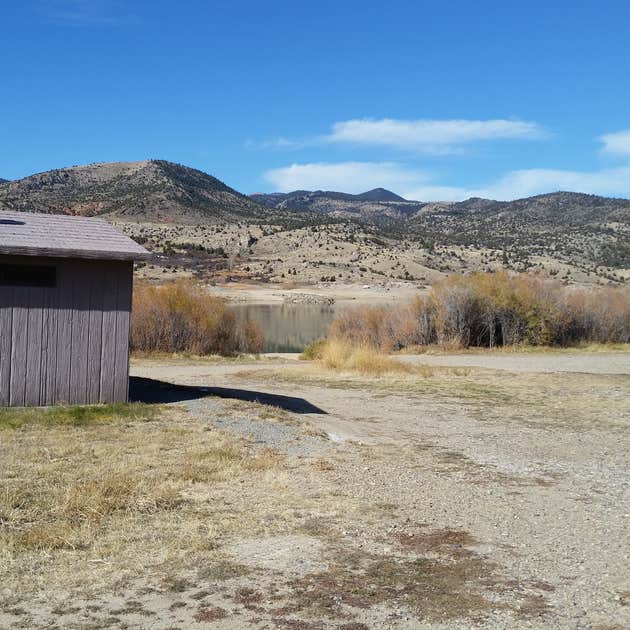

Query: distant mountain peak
249;187;422;220
355;188;407;202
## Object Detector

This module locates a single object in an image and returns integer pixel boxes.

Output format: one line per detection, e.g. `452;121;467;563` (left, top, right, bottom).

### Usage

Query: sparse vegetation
0;403;286;559
2;162;629;284
0;402;155;429
131;280;264;355
300;338;326;360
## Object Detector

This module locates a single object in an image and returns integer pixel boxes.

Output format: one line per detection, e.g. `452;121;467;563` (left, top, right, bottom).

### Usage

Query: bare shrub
240;319;265;354
328;272;630;350
131;280;264;355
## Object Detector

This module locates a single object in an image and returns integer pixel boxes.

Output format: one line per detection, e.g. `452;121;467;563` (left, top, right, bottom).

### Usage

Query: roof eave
0;246;152;262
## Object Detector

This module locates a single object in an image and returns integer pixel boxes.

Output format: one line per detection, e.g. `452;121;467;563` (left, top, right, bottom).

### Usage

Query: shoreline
205;281;425;306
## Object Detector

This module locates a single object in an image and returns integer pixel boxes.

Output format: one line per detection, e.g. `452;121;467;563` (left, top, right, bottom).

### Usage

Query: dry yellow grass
0;404;289;600
317;339;418;375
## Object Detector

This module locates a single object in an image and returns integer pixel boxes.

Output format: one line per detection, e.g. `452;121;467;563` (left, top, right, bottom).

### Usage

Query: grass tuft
318;339;416;376
0;402;157;430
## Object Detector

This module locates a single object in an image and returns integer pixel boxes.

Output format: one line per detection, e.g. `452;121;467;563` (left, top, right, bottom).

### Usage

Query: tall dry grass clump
131;281;264;355
329;272;630;350
318;339;413;375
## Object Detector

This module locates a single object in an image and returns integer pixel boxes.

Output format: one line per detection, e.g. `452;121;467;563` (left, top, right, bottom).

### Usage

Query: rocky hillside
0;160;269;223
404;192;630;270
430;192;630;223
1;160;628;277
254;187;630;271
251;188;423;220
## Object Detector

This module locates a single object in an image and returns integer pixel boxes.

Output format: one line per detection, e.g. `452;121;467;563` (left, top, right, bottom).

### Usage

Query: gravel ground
184;397;331;457
399;351;630;374
126;354;630;628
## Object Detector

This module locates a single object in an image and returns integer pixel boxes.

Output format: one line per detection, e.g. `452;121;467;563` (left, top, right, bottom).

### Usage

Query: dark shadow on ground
129;376;327;415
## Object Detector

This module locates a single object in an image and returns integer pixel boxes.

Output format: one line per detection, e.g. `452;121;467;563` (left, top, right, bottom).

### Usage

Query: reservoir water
232;303;337;352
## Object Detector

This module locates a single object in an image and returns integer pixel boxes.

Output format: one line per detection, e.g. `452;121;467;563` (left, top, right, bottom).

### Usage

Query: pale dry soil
202;282;423;306
1;352;629;629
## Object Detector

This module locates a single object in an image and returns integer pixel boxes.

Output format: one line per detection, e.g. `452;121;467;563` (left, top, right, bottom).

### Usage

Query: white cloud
406;166;630;201
327;118;545;152
264;161;428;193
264;161;630;201
254;118;547;154
600;129;630;156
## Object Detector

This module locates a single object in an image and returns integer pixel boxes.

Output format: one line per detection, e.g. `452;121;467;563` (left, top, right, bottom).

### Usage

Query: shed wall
0;255;133;406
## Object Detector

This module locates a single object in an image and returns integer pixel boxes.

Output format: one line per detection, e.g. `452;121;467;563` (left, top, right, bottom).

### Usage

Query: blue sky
2;0;630;200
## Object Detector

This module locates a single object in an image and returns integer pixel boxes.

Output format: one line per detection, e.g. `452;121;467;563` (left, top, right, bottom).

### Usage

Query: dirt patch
227;535;327;577
285;547;497;621
394;526;478;558
193;605;229;621
197;559;253;582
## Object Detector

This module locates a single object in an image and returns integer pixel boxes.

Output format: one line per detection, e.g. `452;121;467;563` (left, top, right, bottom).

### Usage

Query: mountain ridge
0;159;268;223
250;188;422;219
0;160;628;273
2;160;630;224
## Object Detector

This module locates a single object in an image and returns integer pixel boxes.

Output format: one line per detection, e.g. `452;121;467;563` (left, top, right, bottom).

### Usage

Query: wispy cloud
264;161;630;201
254;117;546;154
599;129;630;156
245;137;307;150
462;166;630;201
264;161;428;193
327;118;546;152
38;0;123;25
401;165;630;201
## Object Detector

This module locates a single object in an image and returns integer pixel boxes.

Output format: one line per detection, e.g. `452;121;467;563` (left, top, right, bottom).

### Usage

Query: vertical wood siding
0;255;134;406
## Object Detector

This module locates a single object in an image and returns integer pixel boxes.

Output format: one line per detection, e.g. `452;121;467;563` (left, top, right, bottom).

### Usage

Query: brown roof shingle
0;210;150;261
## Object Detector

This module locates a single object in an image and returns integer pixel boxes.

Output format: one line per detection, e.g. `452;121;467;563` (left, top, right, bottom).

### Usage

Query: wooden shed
0;210;150;407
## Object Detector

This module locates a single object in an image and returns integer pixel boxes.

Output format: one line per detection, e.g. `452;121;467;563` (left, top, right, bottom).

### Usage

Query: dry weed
131;280;263;355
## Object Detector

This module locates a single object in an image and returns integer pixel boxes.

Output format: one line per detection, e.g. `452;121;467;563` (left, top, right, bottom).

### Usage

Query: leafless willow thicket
131;281;263;355
329;272;630;349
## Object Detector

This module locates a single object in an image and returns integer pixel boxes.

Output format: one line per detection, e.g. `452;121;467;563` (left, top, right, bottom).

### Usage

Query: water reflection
233;303;336;352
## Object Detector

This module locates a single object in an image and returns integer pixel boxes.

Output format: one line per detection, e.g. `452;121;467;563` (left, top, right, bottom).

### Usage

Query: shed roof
0;210;151;261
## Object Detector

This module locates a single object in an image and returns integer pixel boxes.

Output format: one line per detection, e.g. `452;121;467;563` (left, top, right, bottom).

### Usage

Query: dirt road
398;350;630;375
122;353;630;629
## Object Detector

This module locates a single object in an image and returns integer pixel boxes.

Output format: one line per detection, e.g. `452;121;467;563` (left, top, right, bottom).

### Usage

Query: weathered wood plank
9;288;29;406
69;262;90;405
113;263;133;402
86;262;105;404
42;286;59;405
0;287;13;406
1;256;136;407
54;265;74;404
99;267;118;403
24;288;44;406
